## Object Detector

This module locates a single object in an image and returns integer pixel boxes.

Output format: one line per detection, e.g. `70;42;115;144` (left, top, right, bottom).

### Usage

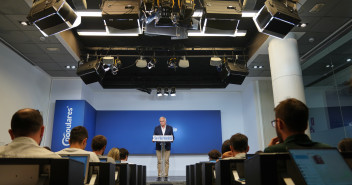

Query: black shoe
156;177;162;181
164;177;168;181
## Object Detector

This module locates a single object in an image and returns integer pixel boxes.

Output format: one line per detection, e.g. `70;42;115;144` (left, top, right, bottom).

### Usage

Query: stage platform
147;176;186;185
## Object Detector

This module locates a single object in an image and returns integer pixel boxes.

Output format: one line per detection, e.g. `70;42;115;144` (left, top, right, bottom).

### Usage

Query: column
268;33;310;136
268;33;306;106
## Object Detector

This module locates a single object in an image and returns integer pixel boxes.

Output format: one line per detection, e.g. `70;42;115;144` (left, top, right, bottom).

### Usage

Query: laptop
289;148;352;185
59;154;90;184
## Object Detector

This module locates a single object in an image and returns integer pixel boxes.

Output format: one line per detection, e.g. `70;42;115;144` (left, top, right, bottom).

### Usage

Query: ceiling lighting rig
156;87;176;97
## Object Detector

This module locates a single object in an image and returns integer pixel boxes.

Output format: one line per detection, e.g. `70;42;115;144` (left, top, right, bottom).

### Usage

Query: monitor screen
289;148;352;185
100;158;107;162
59;154;90;183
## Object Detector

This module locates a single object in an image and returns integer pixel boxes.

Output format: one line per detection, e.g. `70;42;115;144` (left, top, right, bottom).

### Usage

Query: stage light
179;56;189;68
76;59;105;84
168;58;178;69
147;58;157;69
27;0;81;37
253;0;301;39
157;88;162;97
136;56;148;68
163;88;169;96
210;57;222;67
170;87;176;96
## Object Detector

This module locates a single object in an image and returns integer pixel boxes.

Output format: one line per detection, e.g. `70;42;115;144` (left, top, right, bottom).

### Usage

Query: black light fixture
253;0;301;38
156;87;162;97
76;59;105;84
27;0;81;37
163;88;169;96
170;87;176;96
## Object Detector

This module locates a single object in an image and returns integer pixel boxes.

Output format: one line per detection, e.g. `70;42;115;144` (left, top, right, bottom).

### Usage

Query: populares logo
62;106;73;146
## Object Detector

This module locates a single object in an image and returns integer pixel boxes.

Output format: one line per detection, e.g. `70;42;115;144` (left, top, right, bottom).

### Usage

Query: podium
153;135;173;177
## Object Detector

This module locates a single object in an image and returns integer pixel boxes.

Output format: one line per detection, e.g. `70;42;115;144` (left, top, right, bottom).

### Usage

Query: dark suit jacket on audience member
264;134;330;153
154;125;174;151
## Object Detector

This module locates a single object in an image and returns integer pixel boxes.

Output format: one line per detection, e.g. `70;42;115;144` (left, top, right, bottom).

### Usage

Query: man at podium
153;116;174;181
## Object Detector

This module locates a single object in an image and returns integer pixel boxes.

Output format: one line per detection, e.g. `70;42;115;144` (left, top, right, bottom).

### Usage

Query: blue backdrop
95;110;222;154
51;100;96;152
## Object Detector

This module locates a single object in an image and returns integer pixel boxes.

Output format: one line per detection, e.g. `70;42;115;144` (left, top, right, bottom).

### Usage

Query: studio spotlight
147;58;157;69
136;56;147;68
210;56;222;67
111;58;121;75
168;58;178;69
163;88;169;96
76;59;105;84
179;56;189;68
253;0;301;38
156;87;162;97
27;0;81;37
170;87;176;96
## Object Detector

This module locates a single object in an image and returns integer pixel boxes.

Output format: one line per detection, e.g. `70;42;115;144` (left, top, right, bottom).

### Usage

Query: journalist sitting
56;126;100;162
264;98;330;153
0;108;60;158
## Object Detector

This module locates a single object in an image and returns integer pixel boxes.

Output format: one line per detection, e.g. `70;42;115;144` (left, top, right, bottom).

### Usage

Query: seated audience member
225;133;249;159
221;139;232;159
208;149;221;162
108;147;120;162
91;135;115;163
0;108;60;158
119;148;129;163
56;126;100;162
338;138;352;152
264;98;330;153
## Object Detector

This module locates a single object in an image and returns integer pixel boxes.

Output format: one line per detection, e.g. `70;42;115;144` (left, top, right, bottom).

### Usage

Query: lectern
153;135;173;177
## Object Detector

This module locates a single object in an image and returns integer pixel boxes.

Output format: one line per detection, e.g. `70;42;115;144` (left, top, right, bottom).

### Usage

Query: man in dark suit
153;116;174;181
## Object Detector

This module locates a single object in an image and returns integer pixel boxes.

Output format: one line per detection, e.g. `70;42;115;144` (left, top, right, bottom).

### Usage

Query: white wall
241;78;275;153
44;78;84;146
0;42;52;146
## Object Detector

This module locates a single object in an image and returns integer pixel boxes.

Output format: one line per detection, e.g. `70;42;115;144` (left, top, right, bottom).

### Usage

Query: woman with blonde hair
108;147;120;162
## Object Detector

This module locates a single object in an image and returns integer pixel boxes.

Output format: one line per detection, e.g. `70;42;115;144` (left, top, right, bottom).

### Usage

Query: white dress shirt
161;125;166;135
0;137;61;158
56;148;100;162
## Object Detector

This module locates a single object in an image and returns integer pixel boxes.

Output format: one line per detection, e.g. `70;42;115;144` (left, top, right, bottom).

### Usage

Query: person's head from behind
230;133;249;154
91;135;107;155
208;149;221;161
221;139;231;154
119;148;129;161
69;126;88;149
108;147;120;161
338;138;352;152
9;108;44;145
274;98;308;142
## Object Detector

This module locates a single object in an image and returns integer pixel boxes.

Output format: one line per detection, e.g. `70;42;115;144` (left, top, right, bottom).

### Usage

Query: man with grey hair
153;116;174;181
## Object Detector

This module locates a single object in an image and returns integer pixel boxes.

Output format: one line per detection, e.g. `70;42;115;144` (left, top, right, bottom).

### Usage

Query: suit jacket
154;125;174;151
